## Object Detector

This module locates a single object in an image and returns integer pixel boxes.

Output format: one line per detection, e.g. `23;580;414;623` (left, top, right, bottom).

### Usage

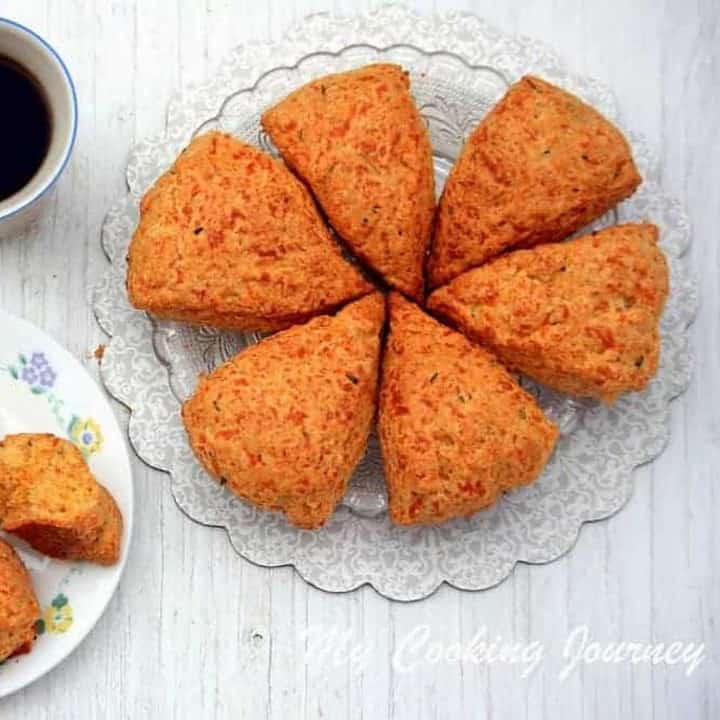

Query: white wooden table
1;1;717;718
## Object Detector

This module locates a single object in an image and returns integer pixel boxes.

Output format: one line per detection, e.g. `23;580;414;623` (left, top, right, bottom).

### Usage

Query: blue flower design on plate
38;366;56;388
11;352;57;391
3;350;105;458
20;364;39;385
30;352;49;370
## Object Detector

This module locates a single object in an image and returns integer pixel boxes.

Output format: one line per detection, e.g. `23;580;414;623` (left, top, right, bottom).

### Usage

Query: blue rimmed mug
0;18;77;237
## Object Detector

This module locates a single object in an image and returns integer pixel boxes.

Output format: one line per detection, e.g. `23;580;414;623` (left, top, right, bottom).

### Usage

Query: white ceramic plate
0;309;134;697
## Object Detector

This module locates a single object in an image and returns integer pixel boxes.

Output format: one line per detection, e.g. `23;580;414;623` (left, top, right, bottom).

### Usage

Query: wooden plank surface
0;1;717;718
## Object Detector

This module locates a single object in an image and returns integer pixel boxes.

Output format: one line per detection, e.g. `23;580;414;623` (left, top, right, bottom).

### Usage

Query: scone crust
428;75;641;287
379;293;558;525
0;539;40;661
183;292;385;529
262;64;435;300
127;131;372;331
428;223;668;402
65;486;123;566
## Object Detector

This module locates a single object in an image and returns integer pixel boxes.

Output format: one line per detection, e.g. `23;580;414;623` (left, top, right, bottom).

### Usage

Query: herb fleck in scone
428;223;668;403
182;293;385;529
262;64;435;301
428;75;641;287
379;293;558;525
0;539;40;662
127;131;372;331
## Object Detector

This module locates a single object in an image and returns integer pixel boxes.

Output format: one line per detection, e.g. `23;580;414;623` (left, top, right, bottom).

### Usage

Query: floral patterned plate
0;309;134;698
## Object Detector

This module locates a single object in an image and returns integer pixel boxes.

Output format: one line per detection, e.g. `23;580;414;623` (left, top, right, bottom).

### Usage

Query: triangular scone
182;292;385;529
127;131;373;331
379;293;558;526
428;223;668;403
428;75;642;287
262;64;435;300
0;434;123;565
0;539;40;662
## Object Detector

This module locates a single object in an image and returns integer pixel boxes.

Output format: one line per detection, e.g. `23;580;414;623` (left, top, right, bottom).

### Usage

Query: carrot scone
428;223;668;403
183;292;385;529
262;64;435;300
127;131;373;332
0;434;123;565
78;485;124;566
427;75;642;287
379;293;558;526
0;539;40;662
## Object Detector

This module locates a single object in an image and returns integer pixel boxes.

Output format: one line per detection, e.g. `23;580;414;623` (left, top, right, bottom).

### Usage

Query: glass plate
92;5;696;600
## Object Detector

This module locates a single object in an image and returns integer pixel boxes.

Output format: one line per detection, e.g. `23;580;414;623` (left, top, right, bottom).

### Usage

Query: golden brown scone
0;462;11;520
262;64;435;301
0;539;40;662
0;435;104;558
379;293;558;526
428;75;642;287
0;434;123;564
428;223;668;403
183;292;385;529
127;131;373;331
65;486;123;566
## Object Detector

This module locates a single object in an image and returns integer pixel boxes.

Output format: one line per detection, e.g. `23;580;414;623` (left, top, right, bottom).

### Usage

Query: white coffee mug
0;18;77;237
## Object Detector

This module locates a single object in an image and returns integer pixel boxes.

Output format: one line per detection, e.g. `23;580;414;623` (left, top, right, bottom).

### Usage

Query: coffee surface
0;55;52;202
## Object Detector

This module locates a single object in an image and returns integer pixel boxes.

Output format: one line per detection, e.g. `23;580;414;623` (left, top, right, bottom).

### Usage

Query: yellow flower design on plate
68;416;104;456
37;594;74;635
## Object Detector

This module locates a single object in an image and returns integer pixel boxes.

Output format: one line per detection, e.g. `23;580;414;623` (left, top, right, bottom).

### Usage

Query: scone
70;486;123;566
0;539;40;662
428;75;641;287
262;64;435;300
183;292;385;529
0;434;123;564
379;293;558;525
428;223;668;403
127;131;373;331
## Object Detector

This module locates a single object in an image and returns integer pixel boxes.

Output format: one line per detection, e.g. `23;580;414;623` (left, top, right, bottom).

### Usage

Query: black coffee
0;55;52;201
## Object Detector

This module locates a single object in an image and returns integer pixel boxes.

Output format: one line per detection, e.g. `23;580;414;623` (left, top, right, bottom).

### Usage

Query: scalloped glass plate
92;5;696;600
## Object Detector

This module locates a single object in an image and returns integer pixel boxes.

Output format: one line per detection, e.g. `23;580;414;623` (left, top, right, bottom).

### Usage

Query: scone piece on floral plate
0;539;40;662
429;223;668;403
183;292;385;529
379;293;558;525
0;434;123;565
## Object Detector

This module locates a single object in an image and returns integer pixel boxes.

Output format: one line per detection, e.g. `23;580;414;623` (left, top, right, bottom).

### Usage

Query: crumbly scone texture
379;293;558;526
127;131;373;331
182;292;386;529
0;538;40;661
0;434;122;564
66;486;123;566
428;75;642;288
428;223;668;403
262;64;435;301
